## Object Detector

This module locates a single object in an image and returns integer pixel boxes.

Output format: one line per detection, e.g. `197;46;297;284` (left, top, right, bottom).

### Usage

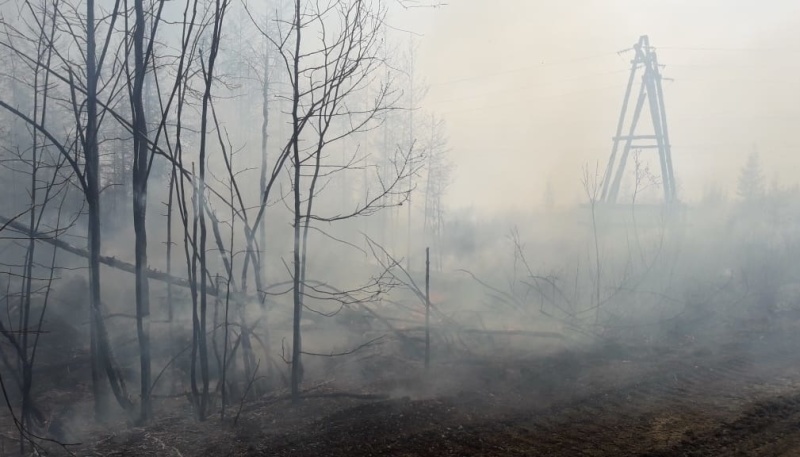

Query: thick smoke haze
1;0;800;455
397;0;800;210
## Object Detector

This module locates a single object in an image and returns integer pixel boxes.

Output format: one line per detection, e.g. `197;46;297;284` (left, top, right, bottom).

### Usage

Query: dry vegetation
0;0;800;455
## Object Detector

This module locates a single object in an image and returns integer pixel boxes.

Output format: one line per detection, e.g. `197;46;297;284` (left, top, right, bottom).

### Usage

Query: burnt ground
39;323;800;457
0;308;793;457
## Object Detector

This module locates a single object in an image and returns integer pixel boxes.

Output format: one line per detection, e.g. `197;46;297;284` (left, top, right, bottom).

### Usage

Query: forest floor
9;321;800;456
64;324;800;457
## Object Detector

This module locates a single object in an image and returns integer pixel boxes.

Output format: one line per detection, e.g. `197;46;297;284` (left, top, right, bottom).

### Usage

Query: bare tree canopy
2;2;800;456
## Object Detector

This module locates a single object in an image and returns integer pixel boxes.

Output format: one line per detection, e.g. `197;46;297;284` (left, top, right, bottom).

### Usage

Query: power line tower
601;35;676;204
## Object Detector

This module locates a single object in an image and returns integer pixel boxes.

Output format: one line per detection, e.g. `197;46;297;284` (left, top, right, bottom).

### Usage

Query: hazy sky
392;1;800;211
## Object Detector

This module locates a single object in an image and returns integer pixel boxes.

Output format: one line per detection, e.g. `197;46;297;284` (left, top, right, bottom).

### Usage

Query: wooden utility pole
601;35;676;204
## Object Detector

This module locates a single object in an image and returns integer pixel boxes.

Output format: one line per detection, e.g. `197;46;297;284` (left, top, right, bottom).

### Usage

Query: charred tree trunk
259;33;270;289
425;246;430;369
131;0;152;422
85;0;111;419
290;0;303;404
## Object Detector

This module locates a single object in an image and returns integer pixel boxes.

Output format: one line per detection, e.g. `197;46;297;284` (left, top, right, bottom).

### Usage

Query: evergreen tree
737;150;765;201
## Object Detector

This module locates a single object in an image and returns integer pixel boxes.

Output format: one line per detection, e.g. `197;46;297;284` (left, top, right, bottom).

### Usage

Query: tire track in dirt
256;337;800;456
642;394;800;456
81;333;800;456
475;343;800;456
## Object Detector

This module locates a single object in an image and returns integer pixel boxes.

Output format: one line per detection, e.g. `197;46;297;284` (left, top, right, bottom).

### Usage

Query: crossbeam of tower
601;35;676;204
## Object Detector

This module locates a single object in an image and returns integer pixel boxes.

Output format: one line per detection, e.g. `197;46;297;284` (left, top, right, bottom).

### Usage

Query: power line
668;62;800;70
425;70;800;112
425;69;629;106
425;47;800;101
426;51;620;87
425;46;800;89
672;77;800;85
659;46;800;53
431;84;626;115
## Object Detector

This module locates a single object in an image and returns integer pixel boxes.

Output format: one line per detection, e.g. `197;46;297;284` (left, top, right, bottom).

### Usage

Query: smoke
3;1;800;453
403;0;800;210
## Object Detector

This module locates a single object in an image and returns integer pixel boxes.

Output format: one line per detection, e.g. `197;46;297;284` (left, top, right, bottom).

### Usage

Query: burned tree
0;0;138;419
252;0;422;402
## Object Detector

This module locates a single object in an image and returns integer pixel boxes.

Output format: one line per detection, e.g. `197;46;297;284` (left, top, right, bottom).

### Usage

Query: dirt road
84;330;800;456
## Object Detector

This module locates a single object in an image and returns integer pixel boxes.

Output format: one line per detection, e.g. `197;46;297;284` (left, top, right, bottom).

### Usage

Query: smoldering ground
2;172;800;455
2;0;800;455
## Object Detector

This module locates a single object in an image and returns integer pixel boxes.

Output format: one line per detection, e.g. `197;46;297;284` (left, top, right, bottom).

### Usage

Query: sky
391;1;800;211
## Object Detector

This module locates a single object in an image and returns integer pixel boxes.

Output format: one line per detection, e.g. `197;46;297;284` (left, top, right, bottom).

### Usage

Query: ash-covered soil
67;327;800;457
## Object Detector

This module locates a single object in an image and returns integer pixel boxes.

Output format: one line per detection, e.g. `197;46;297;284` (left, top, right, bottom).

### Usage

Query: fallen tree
0;213;220;296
